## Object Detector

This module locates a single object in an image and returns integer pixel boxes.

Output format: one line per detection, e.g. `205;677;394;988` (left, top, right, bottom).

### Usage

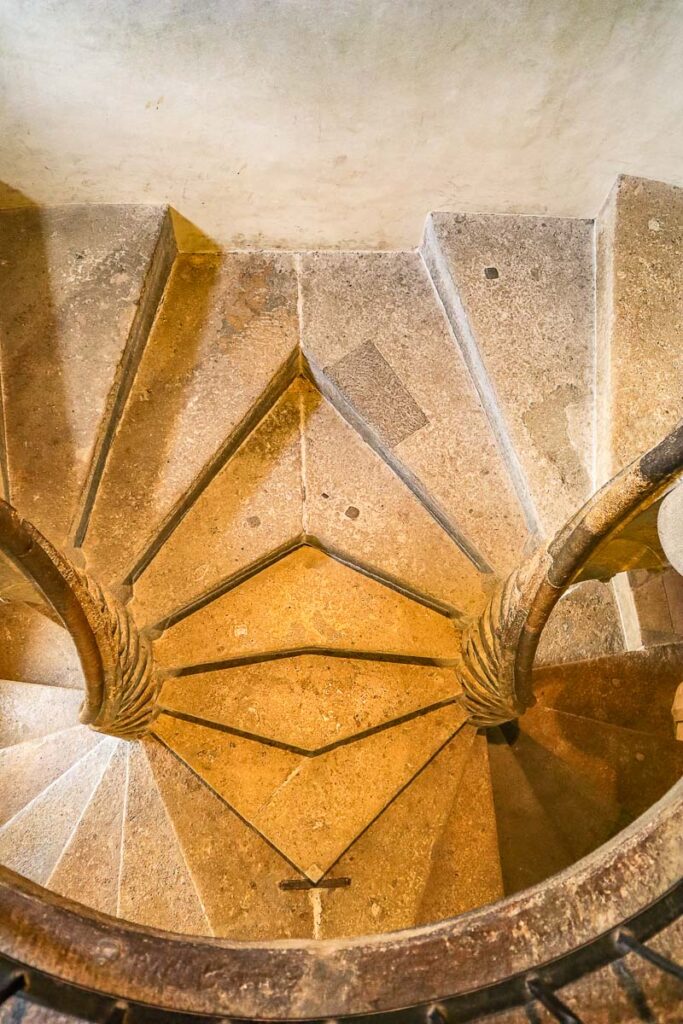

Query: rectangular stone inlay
326;341;428;449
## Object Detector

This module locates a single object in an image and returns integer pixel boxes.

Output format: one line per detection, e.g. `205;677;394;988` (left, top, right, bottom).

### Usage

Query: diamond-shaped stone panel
153;702;468;881
158;656;462;752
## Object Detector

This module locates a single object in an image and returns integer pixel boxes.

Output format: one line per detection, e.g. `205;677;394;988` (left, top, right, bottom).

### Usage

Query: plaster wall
1;0;682;248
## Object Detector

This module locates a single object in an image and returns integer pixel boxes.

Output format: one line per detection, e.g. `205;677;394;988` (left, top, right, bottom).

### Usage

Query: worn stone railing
456;420;683;726
0;503;157;737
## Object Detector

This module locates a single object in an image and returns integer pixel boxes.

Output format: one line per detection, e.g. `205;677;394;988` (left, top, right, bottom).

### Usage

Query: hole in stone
345;505;360;520
484;267;499;280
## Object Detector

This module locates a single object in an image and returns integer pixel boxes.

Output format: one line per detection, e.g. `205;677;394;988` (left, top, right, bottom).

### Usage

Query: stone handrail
0;501;157;737
459;420;683;725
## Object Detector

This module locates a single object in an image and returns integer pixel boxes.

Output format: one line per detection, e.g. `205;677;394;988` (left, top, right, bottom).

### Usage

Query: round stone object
658;481;683;575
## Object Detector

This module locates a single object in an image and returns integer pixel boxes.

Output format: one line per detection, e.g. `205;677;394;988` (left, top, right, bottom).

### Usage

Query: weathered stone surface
596;175;683;480
488;730;572;894
153;703;467;881
535;580;625;665
317;727;477;937
0;603;83;689
299;251;529;575
48;741;129;917
131;375;486;629
47;741;127;916
158;656;462;752
0;726;101;828
0;205;166;548
0;739;114;884
629;567;683;647
153;545;460;669
145;737;314;940
515;705;683;861
0;681;83;749
533;643;683;738
118;742;210;934
130;381;303;629
84;252;299;586
416;732;503;923
301;378;486;614
425;213;595;537
325;340;428;447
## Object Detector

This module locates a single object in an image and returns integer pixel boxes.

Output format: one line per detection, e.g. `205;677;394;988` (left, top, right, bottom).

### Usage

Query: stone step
0;205;169;550
317;725;481;938
151;544;461;671
510;704;683;863
82;252;300;588
414;731;504;926
299;251;529;576
0;680;85;748
487;728;573;894
596;175;683;482
158;655;462;754
0;602;83;689
152;701;468;883
129;376;486;630
423;212;595;538
117;741;210;935
47;742;128;916
144;736;314;940
533;642;683;738
0;726;101;828
0;738;114;884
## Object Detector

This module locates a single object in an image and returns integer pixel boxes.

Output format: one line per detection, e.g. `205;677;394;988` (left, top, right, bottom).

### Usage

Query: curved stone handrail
460;420;683;726
0;501;157;738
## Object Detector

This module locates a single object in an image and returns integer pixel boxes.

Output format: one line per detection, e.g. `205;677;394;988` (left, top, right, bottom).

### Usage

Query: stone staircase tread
0;739;114;885
117;741;211;935
317;726;478;939
0;681;86;749
415;731;504;925
513;706;683;861
533;642;683;737
152;544;460;670
47;742;128;917
425;212;595;537
596;175;683;479
82;252;300;586
130;374;486;629
0;725;102;829
129;379;304;629
299;250;530;575
153;702;468;882
144;736;314;940
157;656;462;753
0;601;84;690
0;205;167;548
487;730;574;895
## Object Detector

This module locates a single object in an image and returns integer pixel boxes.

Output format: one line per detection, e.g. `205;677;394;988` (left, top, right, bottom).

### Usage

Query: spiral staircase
0;174;681;1023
